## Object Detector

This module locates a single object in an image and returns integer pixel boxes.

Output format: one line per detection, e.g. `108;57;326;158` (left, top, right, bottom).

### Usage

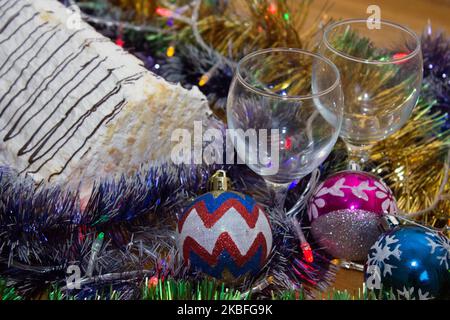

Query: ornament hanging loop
208;170;231;192
378;214;400;233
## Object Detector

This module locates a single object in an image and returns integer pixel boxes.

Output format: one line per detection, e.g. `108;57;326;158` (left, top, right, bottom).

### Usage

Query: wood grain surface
308;0;450;33
328;268;365;297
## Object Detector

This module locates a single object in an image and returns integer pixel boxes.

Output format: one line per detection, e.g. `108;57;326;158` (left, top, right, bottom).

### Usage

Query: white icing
0;0;210;185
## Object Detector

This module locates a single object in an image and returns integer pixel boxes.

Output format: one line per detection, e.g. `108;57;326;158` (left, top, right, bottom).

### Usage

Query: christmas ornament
365;217;450;299
178;170;272;280
307;170;397;261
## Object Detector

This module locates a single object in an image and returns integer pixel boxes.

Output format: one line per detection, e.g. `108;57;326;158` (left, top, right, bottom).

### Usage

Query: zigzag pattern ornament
177;171;272;280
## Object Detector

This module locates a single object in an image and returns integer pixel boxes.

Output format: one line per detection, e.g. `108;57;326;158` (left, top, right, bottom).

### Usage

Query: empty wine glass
319;19;423;169
226;48;343;211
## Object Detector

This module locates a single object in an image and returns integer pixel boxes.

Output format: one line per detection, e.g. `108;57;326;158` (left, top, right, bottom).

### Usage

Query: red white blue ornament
307;171;397;261
365;222;450;299
177;171;272;280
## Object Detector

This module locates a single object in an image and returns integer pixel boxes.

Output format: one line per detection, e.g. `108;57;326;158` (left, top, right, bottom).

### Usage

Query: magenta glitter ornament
307;171;397;261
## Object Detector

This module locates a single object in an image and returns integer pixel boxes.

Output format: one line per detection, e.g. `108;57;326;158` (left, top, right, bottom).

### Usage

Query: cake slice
0;0;210;185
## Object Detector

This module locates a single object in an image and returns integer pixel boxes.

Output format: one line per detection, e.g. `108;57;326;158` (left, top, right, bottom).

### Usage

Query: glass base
265;181;290;213
344;141;374;171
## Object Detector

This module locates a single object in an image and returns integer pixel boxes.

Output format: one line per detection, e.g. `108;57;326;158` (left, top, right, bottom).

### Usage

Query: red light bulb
300;242;314;263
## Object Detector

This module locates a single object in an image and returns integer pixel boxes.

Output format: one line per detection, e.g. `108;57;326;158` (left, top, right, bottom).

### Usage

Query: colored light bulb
166;45;175;57
268;3;277;14
300;242;314;263
198;74;209;87
156;7;173;17
115;38;124;47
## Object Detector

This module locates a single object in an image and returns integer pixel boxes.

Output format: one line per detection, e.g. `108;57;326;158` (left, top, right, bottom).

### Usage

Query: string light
283;12;290;21
285;136;292;150
300;242;314;263
393;52;409;64
155;7;173;17
86;232;105;277
115;22;124;47
198;62;221;87
148;276;159;288
115;38;124;47
268;3;277;14
240;276;273;299
166;45;175;57
281;82;290;90
198;74;209;87
291;217;314;263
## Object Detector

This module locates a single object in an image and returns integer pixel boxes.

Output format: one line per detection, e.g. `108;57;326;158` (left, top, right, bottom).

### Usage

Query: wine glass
226;48;343;211
319;19;423;169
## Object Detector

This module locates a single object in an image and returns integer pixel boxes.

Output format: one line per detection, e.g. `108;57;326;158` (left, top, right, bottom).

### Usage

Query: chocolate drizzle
24;66;118;161
0;25;59;108
0;1;146;180
8;55;103;143
24;72;143;171
3;44;90;134
0;21;49;75
0;0;11;11
0;4;31;34
0;29;81;117
47;99;128;182
0;0;19;21
0;12;38;45
17;56;108;156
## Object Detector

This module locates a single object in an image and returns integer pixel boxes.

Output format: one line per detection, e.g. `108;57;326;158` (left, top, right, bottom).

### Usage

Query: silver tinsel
311;209;383;261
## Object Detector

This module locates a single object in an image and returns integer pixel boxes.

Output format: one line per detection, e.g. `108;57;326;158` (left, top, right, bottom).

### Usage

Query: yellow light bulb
166;46;175;57
198;74;209;87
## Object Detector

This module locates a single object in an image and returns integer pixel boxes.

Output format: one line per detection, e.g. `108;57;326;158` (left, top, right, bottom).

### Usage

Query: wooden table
307;0;450;33
328;268;365;297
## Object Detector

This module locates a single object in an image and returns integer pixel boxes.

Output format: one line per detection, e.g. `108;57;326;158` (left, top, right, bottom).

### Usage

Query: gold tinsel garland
79;0;448;231
104;0;329;57
371;99;450;230
194;0;317;58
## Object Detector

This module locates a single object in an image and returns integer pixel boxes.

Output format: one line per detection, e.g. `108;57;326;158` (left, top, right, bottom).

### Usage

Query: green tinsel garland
11;277;399;300
0;279;22;301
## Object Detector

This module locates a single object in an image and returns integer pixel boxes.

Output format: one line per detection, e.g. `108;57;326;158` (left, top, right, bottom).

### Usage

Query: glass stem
265;181;290;213
345;141;373;171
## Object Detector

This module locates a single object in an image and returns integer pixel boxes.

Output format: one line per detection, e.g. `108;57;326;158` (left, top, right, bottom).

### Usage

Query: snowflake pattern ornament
365;225;450;299
307;171;397;261
177;171;272;281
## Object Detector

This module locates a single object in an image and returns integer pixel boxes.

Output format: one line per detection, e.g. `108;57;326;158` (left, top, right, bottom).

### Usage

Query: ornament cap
378;214;400;233
208;170;231;192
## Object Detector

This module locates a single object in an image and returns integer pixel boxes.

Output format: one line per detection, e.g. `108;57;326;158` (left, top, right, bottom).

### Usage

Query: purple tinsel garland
0;160;335;298
422;32;450;130
0;27;449;299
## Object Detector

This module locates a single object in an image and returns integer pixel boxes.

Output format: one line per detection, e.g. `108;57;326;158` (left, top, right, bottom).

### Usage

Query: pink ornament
307;171;397;261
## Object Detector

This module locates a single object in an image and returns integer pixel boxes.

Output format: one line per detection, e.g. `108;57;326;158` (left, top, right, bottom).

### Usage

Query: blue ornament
365;225;450;299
